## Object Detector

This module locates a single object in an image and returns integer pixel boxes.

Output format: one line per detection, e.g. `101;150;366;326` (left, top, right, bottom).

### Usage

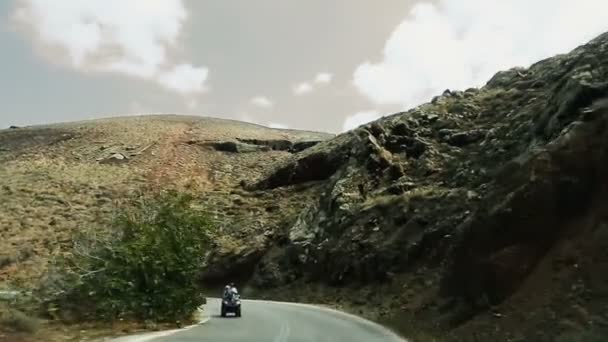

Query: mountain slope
225;32;608;340
3;31;608;341
0;115;332;285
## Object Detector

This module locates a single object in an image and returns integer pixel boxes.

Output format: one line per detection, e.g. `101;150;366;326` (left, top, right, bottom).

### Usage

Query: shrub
40;191;214;323
0;309;40;334
0;255;16;269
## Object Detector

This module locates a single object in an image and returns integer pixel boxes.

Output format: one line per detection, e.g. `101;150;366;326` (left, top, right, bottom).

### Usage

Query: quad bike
221;293;242;317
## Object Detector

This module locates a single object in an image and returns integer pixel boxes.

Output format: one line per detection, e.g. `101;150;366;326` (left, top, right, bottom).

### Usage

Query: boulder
438;129;486;147
98;153;129;164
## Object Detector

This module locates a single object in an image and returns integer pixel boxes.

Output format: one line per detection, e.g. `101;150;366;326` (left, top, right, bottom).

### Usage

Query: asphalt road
149;298;406;342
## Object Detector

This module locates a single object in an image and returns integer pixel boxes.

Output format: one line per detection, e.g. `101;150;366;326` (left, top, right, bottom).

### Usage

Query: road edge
106;305;210;342
108;298;408;342
243;299;409;342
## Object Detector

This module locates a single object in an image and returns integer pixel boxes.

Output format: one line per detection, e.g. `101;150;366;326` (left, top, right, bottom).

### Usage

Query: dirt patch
0;128;76;159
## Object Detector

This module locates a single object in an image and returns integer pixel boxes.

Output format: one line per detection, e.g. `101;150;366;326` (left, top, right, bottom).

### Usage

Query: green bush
41;191;214;323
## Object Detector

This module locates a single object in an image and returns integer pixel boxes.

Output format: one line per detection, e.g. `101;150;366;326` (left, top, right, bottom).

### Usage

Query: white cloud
354;0;608;108
293;72;333;95
13;0;209;94
293;82;313;95
268;122;289;129
160;64;209;94
342;110;382;132
250;96;274;108
314;72;333;84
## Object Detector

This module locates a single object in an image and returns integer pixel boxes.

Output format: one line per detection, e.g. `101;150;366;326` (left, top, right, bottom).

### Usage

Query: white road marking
273;320;291;342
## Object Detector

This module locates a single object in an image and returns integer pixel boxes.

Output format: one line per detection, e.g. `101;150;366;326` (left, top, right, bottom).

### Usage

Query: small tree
42;191;214;322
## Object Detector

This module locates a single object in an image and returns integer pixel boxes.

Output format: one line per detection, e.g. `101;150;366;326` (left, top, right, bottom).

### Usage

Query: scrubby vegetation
556;330;608;342
0;302;40;334
38;191;214;323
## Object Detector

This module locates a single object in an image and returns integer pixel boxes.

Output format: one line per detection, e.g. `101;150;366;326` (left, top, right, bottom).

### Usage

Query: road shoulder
104;305;210;342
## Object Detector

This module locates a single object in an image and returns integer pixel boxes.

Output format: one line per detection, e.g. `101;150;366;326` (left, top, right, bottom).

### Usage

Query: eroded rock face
237;138;293;151
291;141;322;153
201;245;266;284
252;137;353;189
204;139;323;154
237;32;608;335
208;141;270;153
442;106;608;302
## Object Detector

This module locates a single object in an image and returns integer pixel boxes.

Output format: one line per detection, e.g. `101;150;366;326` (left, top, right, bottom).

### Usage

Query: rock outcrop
227;32;608;340
201;138;324;154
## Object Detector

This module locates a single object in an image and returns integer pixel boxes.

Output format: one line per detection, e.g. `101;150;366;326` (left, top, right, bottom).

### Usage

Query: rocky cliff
205;32;608;340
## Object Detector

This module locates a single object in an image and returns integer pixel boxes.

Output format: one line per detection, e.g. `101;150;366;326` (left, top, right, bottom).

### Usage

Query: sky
1;1;608;133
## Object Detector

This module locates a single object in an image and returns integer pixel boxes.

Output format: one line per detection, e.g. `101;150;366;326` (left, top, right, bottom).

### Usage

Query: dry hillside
0;115;332;286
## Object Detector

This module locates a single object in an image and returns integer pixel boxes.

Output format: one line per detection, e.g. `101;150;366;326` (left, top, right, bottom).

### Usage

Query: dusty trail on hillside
144;122;212;192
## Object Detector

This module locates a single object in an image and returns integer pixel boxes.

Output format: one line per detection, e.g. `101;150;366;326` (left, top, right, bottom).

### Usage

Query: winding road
136;298;406;342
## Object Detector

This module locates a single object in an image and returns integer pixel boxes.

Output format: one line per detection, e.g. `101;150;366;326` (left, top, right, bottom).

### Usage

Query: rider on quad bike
221;283;241;317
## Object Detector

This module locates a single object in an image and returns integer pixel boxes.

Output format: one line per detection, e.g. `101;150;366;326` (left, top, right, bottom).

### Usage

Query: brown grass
0;115;331;287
